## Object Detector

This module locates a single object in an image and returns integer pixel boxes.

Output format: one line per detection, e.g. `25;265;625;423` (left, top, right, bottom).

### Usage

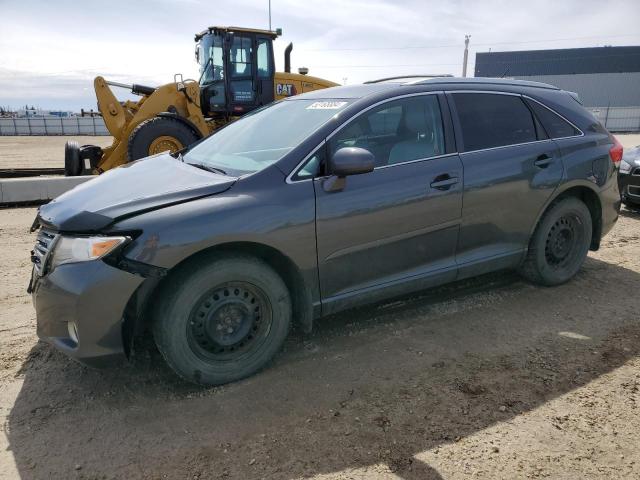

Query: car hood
622;145;640;166
37;154;236;232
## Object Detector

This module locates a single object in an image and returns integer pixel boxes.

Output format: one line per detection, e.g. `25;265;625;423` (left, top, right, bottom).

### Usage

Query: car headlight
619;159;633;174
50;235;128;270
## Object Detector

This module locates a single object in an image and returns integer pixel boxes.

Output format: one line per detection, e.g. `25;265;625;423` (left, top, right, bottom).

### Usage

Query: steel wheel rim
148;135;183;155
187;282;272;362
544;214;582;269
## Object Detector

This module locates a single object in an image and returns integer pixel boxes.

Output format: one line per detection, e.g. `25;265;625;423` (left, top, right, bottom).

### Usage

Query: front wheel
152;255;291;386
520;197;592;286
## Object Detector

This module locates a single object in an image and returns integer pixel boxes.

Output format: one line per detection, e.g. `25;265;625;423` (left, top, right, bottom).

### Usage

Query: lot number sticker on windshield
306;101;348;110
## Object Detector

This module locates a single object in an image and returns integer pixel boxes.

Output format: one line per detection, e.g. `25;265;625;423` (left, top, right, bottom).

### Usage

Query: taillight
609;135;623;165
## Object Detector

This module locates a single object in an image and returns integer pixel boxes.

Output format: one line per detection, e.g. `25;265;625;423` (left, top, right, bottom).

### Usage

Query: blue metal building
475;46;640;131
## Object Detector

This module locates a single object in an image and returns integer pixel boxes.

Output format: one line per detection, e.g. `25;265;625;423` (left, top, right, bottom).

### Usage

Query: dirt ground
0;137;640;479
0;136;112;169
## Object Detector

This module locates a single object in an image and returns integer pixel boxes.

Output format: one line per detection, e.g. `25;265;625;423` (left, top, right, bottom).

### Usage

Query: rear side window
525;99;581;138
453;93;537;152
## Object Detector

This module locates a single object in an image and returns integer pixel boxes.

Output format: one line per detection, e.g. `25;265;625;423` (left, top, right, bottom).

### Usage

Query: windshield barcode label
306;101;348;110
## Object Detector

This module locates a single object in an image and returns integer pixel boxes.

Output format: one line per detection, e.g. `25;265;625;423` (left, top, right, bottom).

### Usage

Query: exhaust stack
284;43;293;73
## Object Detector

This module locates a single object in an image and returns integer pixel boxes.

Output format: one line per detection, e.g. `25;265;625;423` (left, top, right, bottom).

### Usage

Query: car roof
293;76;560;101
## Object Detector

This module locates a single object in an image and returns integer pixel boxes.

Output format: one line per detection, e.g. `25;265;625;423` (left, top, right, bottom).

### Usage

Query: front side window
295;147;326;180
183;99;352;176
453;93;537;152
329;96;445;168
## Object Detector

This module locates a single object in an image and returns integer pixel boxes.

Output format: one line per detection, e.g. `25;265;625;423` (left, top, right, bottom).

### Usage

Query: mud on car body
30;77;621;386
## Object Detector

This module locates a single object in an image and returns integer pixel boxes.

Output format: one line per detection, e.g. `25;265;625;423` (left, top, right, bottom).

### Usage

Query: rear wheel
127;116;199;161
520;197;592;286
152;255;292;386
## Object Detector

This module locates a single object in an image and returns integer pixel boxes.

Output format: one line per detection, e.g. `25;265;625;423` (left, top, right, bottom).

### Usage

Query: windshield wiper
187;162;228;176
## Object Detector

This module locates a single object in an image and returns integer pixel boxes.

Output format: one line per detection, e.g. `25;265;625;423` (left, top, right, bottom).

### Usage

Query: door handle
534;154;554;168
430;175;459;190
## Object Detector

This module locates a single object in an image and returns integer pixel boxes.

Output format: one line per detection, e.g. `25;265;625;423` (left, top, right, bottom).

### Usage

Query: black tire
127;116;199;161
622;199;640;209
64;141;81;176
152;255;292;386
520;197;592;286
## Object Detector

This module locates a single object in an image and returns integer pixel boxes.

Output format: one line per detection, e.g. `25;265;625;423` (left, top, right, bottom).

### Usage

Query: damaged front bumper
31;259;144;367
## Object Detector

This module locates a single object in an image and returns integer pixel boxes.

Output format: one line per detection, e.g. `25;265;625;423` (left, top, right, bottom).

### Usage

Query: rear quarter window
525;99;581;139
452;93;537;152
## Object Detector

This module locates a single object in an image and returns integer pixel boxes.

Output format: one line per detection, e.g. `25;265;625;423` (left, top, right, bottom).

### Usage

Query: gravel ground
0;136;639;479
0;136;112;169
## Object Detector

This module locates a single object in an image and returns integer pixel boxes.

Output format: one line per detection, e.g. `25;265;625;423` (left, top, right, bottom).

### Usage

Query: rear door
312;94;463;313
447;91;563;277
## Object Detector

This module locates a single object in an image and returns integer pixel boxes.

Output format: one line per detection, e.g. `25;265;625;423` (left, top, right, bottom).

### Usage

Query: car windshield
183;99;352;176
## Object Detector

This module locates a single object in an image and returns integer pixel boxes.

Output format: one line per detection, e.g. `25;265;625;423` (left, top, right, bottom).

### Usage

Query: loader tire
64;141;82;176
127;116;199;161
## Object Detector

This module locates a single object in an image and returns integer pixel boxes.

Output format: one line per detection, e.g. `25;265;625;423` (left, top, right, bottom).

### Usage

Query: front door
314;95;463;313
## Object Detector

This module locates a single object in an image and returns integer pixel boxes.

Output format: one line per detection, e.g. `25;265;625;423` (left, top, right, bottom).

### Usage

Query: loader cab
196;26;278;118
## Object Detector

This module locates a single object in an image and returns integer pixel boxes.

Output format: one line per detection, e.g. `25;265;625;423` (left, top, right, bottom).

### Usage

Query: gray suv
30;77;622;386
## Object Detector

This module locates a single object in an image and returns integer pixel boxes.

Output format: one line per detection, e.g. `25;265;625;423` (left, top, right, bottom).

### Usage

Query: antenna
268;0;272;30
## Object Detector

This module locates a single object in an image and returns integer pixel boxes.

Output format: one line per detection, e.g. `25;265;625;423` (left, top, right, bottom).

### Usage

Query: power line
315;63;475;69
299;34;640;52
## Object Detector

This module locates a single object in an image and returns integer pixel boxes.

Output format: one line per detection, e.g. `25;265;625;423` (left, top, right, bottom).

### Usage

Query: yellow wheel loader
64;26;338;176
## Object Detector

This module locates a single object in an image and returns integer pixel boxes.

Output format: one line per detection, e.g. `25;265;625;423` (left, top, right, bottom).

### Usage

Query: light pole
462;35;470;77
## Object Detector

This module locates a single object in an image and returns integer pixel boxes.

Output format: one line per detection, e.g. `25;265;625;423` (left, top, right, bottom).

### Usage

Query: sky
1;0;639;111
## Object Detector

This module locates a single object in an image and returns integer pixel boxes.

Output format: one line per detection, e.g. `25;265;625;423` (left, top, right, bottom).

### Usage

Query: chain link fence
0;117;108;135
2;106;638;135
586;107;640;132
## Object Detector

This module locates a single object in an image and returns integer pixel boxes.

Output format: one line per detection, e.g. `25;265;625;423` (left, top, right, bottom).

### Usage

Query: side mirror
330;147;375;177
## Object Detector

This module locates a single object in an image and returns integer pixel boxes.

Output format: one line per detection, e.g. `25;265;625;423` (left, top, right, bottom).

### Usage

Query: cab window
257;39;272;79
231;36;252;77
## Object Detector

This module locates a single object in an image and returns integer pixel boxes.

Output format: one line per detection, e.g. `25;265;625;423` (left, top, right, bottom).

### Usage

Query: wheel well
554;186;602;250
138;242;314;337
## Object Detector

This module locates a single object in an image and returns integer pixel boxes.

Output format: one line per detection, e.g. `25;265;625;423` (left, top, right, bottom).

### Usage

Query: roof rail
412;77;559;90
364;74;453;84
